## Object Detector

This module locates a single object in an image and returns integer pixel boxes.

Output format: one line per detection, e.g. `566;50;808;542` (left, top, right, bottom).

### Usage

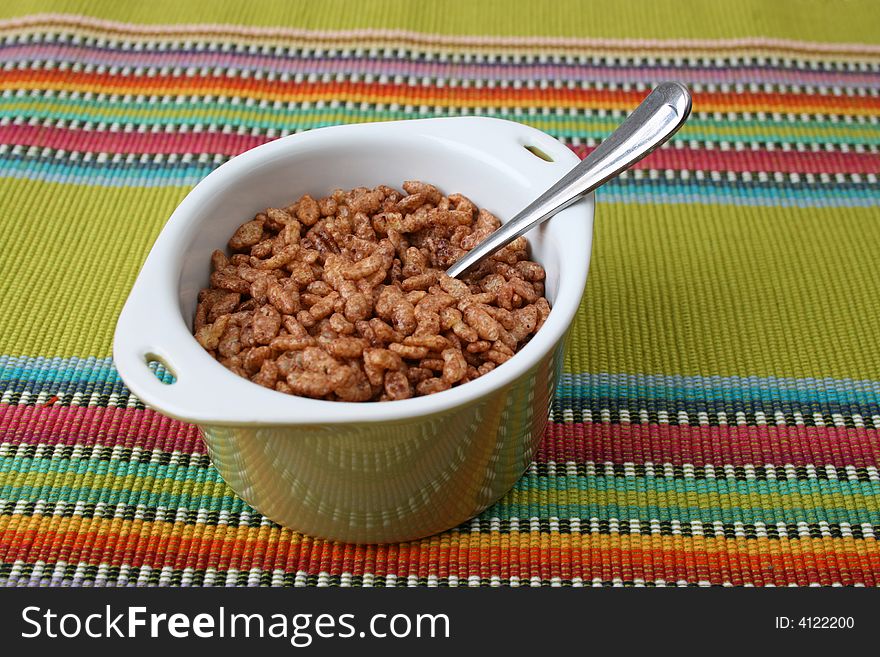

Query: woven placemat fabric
1;0;879;586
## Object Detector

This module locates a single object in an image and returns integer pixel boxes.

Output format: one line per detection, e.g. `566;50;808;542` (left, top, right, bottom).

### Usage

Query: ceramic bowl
113;117;593;543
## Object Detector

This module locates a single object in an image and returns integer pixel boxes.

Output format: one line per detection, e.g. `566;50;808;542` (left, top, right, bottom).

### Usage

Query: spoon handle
446;81;692;278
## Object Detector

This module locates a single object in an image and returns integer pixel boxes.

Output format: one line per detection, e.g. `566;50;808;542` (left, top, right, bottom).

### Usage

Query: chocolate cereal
193;182;550;401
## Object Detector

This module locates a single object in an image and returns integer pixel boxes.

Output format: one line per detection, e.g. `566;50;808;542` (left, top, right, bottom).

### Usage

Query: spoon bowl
447;82;692;278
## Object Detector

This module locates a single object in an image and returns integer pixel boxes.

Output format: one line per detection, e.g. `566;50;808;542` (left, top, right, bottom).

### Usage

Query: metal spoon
446;81;692;278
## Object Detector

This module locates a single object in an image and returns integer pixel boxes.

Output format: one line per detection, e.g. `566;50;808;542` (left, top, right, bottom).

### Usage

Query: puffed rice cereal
193;182;551;401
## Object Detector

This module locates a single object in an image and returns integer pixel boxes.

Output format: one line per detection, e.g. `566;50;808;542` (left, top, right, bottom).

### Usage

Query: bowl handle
112;269;223;423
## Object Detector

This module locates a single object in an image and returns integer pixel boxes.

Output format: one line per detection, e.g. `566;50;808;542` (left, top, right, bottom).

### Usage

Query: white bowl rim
113;117;593;426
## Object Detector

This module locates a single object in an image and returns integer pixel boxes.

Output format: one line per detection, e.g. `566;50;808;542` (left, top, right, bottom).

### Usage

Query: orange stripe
2;72;878;115
2;515;878;584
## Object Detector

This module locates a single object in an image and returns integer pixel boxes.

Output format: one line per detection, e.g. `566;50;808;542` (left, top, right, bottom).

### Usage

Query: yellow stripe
1;1;879;45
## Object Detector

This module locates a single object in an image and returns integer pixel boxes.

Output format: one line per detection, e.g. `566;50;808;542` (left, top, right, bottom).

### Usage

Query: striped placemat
1;1;878;586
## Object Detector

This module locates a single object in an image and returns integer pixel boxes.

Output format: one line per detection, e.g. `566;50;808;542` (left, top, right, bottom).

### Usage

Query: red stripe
0;403;205;454
3;125;878;173
3;403;878;469
540;422;880;468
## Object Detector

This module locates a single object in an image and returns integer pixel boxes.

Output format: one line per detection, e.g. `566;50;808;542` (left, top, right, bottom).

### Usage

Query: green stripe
2;460;878;523
1;506;874;541
3;453;878;495
567;202;880;380
2;0;879;44
0;177;186;358
4;453;879;499
4;445;875;479
3;176;880;384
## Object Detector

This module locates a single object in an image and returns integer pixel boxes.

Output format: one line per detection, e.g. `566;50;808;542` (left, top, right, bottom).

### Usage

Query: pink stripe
0;125;264;156
0;403;205;454
2;44;877;88
4;13;880;55
576;145;880;174
540;422;880;468
3;402;878;469
4;125;878;174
